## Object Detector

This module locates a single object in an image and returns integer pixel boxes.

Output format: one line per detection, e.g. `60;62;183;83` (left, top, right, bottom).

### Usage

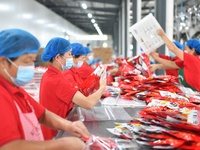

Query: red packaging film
79;66;104;96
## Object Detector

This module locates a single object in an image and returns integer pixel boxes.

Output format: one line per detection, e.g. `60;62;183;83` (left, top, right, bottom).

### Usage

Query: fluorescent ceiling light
0;4;11;11
81;3;87;9
36;19;46;24
91;19;95;23
96;27;103;35
47;23;55;27
93;23;98;28
22;14;33;19
103;42;108;48
87;13;92;18
75;35;108;41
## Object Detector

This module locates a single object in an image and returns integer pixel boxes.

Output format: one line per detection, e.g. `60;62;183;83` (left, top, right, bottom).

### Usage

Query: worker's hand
109;68;119;76
157;28;165;36
66;121;90;139
149;64;158;72
99;70;107;91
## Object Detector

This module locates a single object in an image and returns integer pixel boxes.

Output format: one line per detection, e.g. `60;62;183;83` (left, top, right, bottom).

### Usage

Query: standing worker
0;29;90;150
150;41;184;81
40;37;106;140
151;28;200;91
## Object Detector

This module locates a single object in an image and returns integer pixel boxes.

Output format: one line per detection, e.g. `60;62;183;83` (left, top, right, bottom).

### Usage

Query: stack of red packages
107;99;200;149
79;66;105;96
127;53;152;78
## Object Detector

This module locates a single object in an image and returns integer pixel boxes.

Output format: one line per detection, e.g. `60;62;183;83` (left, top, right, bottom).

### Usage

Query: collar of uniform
70;67;78;74
48;65;63;75
0;76;24;96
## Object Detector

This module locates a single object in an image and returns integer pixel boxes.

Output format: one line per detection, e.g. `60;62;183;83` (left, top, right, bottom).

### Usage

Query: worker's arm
150;50;180;69
72;72;106;109
157;28;184;60
150;63;172;72
39;110;90;138
0;137;85;150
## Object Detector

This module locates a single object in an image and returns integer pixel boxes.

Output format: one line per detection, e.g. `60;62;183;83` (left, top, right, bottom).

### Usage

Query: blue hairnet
173;41;184;50
84;47;92;54
0;29;40;58
186;39;200;53
71;43;86;56
41;37;71;62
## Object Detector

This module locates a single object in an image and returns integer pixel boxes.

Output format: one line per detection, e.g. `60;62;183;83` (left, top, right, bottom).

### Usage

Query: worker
150;41;184;80
76;47;94;81
151;28;200;91
0;29;90;150
63;43;86;88
40;37;106;140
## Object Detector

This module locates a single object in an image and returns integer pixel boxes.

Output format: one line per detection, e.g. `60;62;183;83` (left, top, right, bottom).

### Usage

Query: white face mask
73;60;83;68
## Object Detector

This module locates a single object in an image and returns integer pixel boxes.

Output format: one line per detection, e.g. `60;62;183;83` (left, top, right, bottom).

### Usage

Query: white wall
0;0;88;47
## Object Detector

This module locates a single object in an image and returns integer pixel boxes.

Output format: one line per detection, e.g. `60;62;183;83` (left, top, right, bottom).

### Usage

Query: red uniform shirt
0;76;45;146
63;68;83;88
159;54;179;78
175;52;200;91
76;62;94;81
39;65;77;140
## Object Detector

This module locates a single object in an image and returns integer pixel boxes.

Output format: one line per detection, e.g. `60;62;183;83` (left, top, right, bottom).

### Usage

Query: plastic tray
129;13;164;54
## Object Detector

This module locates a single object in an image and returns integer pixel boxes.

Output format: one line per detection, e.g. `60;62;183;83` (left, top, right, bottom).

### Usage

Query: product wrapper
127;53;152;78
79;66;105;96
83;135;139;150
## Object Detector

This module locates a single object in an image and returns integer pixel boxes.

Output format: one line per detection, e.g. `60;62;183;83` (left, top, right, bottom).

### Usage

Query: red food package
106;74;114;86
179;142;200;150
120;60;141;77
149;137;185;148
166;130;200;142
84;136;117;150
79;66;104;96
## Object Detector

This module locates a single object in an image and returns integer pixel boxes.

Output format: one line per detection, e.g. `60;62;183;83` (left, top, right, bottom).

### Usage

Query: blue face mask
73;60;83;68
62;57;73;70
4;58;35;86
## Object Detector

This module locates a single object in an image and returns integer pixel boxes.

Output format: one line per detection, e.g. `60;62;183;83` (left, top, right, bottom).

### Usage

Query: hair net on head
186;39;200;53
173;41;184;50
71;43;86;56
84;47;92;54
41;37;71;62
0;29;40;58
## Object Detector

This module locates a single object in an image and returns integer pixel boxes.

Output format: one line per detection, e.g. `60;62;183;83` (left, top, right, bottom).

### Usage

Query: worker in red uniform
0;29;90;150
76;47;94;81
150;41;184;82
151;28;200;91
63;43;86;88
40;37;106;140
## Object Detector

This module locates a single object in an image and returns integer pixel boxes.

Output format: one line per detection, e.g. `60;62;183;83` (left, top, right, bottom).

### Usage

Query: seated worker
63;43;86;88
151;28;200;91
150;41;184;81
40;37;106;140
76;47;94;81
0;29;90;150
